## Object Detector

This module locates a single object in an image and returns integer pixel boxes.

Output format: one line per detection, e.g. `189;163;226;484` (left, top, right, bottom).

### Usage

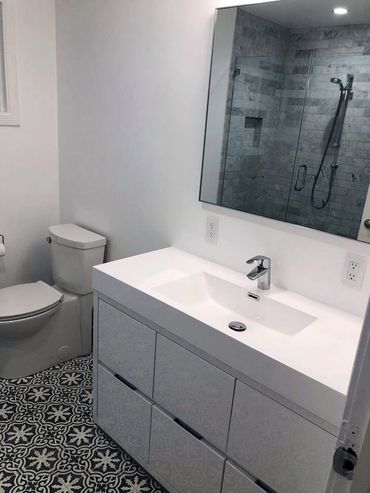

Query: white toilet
0;224;106;379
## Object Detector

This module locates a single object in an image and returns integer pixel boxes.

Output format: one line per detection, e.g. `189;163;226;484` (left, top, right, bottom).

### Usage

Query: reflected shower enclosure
200;5;370;242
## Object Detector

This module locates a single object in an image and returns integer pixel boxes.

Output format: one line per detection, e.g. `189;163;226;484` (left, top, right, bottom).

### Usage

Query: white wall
0;0;60;287
55;0;370;318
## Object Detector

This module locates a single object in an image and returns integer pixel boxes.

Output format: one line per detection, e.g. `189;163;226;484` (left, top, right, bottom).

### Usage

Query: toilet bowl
0;224;106;379
0;281;63;338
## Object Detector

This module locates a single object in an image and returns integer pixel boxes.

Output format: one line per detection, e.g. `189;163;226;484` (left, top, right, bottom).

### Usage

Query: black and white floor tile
0;355;167;493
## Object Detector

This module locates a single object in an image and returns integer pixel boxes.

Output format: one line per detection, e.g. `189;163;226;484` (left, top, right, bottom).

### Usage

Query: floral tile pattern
0;355;166;493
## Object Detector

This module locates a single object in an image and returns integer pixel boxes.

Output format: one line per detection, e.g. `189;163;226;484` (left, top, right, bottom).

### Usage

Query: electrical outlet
347;261;360;282
343;254;366;288
206;216;219;244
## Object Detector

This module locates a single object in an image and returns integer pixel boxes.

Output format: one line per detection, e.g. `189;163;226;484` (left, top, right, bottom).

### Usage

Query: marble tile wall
220;10;370;240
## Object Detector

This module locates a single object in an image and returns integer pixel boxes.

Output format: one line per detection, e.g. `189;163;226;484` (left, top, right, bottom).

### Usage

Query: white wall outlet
206;216;219;244
342;254;366;289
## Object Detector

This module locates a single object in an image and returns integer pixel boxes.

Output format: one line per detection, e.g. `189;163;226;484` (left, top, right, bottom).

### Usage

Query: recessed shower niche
243;116;263;148
200;4;370;243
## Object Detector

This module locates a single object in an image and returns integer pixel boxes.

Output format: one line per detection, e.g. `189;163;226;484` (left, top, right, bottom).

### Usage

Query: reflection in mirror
200;3;370;243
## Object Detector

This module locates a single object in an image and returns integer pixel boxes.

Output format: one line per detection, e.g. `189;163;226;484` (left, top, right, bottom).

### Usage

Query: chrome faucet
246;256;271;290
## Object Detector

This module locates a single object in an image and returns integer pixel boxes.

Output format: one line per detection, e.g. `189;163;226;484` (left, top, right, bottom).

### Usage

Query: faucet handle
246;255;271;267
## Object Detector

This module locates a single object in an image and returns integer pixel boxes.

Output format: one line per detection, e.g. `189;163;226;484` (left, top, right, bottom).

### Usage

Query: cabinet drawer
154;335;235;452
222;462;268;493
97;364;152;461
150;406;225;493
98;300;155;396
227;381;336;493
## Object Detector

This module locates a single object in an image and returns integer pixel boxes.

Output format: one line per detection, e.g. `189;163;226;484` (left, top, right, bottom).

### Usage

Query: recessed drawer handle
255;479;277;493
114;373;137;391
173;417;203;441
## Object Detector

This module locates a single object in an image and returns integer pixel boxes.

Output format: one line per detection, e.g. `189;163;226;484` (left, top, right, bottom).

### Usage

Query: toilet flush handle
46;236;52;244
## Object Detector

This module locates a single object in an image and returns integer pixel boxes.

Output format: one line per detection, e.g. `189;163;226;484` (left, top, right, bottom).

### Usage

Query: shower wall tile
220;11;370;240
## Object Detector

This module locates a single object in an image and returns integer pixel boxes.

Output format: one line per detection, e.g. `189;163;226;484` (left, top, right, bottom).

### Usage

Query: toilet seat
0;281;63;322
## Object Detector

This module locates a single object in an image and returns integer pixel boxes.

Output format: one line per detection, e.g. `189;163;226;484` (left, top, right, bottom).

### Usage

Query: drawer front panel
154;334;235;452
98;300;155;396
150;406;225;493
222;462;267;493
97;364;152;461
227;381;336;493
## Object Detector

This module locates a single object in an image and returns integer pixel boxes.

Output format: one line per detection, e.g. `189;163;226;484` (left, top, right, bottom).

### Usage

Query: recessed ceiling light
333;7;349;15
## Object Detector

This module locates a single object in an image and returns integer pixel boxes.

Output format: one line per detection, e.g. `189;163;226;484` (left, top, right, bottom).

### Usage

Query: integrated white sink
93;247;363;429
154;272;316;336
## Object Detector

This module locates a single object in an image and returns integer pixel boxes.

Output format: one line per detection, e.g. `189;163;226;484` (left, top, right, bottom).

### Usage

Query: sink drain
228;321;247;332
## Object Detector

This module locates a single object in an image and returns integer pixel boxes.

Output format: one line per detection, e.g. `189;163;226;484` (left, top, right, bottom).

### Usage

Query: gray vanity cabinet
97;300;155;397
227;380;336;493
154;334;235;452
97;364;152;461
150;406;225;493
95;297;337;493
222;462;266;493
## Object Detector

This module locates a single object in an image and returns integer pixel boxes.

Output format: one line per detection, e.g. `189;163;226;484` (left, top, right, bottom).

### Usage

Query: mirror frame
199;6;370;244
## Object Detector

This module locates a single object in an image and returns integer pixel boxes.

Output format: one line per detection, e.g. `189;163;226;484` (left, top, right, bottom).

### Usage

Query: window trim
0;0;19;126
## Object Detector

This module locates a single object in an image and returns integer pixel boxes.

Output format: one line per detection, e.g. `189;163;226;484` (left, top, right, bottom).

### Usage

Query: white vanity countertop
93;247;363;429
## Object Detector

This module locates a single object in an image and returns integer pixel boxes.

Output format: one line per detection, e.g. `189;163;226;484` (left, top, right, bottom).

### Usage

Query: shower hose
310;91;345;209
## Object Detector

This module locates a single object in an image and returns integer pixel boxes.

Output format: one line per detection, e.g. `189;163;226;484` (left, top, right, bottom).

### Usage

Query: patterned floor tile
0;355;167;493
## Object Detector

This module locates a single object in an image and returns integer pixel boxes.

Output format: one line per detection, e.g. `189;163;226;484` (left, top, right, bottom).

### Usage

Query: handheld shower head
330;77;344;91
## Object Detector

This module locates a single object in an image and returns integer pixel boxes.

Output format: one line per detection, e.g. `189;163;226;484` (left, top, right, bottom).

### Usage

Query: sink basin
154;272;316;336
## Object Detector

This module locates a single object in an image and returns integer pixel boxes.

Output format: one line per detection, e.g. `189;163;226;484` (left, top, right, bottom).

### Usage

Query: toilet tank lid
49;224;107;250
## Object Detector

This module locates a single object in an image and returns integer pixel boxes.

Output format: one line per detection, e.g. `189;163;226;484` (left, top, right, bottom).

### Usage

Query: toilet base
0;290;93;379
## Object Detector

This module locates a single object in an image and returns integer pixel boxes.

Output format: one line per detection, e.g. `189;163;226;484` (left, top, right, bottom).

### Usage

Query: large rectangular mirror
200;1;370;243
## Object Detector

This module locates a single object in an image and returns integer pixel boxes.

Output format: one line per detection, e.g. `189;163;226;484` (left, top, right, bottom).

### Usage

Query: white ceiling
242;0;370;28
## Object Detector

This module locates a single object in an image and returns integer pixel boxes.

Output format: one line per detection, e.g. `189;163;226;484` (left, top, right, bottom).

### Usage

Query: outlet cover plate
206;216;219;244
342;254;366;289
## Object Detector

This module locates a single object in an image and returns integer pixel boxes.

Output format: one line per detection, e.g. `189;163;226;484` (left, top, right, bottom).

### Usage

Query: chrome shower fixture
330;77;344;91
311;73;355;209
330;74;354;94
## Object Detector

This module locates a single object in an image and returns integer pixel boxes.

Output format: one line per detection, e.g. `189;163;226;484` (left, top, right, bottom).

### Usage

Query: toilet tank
48;224;106;295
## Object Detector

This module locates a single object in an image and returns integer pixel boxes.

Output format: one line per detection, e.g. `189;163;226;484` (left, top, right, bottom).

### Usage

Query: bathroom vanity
92;248;362;493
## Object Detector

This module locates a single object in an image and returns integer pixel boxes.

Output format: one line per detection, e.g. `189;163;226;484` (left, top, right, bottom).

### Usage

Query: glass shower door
220;55;308;221
285;52;370;240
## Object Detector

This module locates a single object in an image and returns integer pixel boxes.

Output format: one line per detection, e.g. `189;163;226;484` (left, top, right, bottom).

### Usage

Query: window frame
0;0;19;126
